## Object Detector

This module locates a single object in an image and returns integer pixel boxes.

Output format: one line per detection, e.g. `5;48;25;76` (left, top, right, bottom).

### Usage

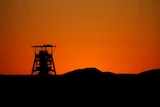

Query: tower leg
31;57;36;75
51;57;56;75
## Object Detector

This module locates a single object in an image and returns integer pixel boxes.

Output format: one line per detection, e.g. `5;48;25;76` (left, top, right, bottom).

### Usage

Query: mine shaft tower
31;44;56;76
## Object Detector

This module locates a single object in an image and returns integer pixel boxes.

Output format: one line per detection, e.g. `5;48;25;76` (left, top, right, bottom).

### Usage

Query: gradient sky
0;0;160;75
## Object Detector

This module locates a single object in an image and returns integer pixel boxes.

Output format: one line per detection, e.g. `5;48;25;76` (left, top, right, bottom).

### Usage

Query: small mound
139;69;160;77
63;67;102;76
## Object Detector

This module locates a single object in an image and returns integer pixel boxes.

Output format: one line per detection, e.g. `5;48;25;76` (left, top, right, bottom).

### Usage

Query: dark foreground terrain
0;68;160;106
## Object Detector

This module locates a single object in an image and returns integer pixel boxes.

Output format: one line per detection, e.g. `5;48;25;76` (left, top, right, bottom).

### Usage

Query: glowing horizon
0;0;160;75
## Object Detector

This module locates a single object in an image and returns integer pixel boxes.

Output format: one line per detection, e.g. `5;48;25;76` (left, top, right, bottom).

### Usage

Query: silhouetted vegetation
0;67;160;106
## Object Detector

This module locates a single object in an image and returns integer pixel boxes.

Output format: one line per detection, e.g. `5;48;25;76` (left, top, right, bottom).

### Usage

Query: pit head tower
31;44;56;76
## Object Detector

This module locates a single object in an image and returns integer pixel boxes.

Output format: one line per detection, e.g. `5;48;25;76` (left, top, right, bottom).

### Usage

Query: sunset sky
0;0;160;75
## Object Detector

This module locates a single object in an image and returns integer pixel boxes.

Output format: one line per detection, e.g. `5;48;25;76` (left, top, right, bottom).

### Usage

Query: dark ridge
0;68;160;106
64;67;102;75
139;68;160;75
63;68;102;78
63;67;115;77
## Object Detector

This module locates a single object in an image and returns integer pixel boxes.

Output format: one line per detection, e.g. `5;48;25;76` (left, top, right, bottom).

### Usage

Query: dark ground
0;68;160;106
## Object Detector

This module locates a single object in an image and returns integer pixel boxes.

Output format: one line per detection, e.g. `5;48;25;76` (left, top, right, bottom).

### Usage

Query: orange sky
0;0;160;75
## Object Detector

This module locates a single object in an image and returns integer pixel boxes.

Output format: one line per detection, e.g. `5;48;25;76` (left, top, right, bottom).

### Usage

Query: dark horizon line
0;67;160;75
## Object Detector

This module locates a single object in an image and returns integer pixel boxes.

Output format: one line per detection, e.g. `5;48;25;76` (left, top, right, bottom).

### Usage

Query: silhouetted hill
64;68;102;76
0;68;160;106
139;69;160;76
62;68;114;81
